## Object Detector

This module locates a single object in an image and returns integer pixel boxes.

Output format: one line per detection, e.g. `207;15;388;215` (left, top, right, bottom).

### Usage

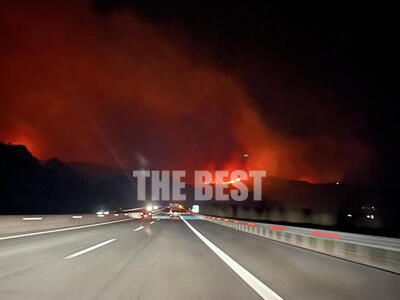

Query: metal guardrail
200;215;400;274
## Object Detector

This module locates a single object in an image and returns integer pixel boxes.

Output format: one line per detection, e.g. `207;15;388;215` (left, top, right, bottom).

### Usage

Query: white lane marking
0;219;133;241
22;217;43;221
64;239;116;259
134;226;144;231
150;221;155;224
180;216;284;300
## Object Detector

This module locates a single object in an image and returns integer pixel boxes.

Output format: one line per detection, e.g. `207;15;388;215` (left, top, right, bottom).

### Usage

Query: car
140;210;152;220
168;209;181;218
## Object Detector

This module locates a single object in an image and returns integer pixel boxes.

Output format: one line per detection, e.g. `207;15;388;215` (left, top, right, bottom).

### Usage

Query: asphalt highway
0;214;399;300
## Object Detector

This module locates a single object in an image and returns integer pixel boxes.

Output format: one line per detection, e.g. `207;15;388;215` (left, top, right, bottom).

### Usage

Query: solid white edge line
134;226;144;231
180;216;284;300
0;219;133;241
64;239;116;259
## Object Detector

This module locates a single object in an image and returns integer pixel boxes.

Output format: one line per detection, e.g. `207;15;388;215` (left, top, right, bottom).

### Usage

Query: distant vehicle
168;209;181;218
139;210;152;220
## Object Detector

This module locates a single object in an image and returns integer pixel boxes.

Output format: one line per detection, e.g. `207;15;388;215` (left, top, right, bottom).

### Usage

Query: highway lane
186;219;400;300
0;215;399;299
0;217;260;300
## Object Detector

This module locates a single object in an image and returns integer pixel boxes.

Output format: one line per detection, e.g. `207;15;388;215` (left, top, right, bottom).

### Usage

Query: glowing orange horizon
204;177;244;185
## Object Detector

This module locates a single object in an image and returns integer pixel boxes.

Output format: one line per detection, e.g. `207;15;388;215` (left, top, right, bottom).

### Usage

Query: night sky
0;0;397;184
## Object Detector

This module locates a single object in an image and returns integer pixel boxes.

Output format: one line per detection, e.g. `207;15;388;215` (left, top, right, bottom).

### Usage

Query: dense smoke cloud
0;0;370;182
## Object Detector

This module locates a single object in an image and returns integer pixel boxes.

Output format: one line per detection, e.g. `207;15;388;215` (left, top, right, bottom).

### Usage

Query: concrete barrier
201;214;400;274
0;213;132;237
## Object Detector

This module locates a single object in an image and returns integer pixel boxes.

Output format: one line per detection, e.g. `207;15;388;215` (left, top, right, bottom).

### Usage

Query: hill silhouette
0;142;138;214
1;142;398;236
